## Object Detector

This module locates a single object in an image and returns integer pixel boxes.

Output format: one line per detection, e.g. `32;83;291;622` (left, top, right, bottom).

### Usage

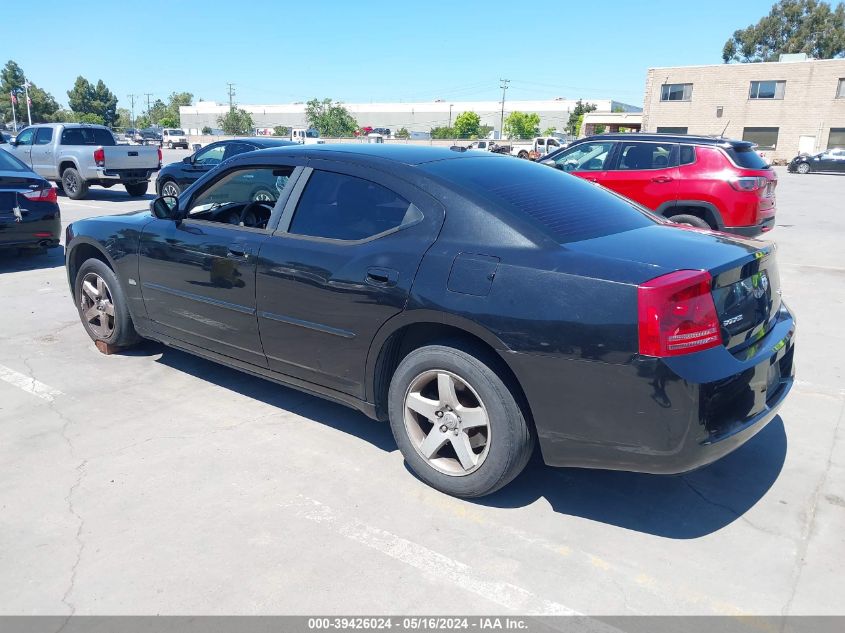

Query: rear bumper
724;216;775;237
92;168;157;183
0;206;62;250
509;304;796;474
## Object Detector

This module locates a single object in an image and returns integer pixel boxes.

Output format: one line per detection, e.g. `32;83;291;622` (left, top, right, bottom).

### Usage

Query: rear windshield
424;156;655;244
725;146;769;169
60;128;116;146
0;148;28;171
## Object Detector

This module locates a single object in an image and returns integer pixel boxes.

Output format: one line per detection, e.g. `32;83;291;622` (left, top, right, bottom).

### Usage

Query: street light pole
499;79;510;139
448;103;453;135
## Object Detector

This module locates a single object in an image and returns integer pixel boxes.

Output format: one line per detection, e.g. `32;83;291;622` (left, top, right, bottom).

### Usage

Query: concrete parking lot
1;155;843;617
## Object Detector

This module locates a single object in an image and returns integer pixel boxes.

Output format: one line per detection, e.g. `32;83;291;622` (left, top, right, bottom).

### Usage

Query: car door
138;161;298;367
547;140;615;185
9;127;35;168
255;160;445;398
597;140;680;209
31;127;57;179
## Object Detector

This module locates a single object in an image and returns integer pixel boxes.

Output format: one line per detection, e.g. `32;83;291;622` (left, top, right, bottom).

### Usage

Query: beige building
642;57;845;162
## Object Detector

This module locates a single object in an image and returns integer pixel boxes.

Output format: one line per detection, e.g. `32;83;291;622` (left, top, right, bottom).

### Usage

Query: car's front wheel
74;258;140;348
159;179;181;198
388;344;534;497
796;162;811;174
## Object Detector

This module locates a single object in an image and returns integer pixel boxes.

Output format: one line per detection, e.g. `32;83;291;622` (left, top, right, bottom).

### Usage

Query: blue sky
17;0;776;109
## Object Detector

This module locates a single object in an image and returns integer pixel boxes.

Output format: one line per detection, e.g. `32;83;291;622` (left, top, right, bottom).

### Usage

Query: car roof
577;133;755;149
256;143;490;165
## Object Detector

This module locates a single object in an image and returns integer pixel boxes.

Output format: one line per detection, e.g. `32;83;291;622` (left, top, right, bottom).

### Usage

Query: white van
161;128;189;149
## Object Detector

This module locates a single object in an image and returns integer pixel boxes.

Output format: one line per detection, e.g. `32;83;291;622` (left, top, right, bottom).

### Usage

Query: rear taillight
22;187;58;204
94;147;105;167
638;270;721;357
728;176;768;192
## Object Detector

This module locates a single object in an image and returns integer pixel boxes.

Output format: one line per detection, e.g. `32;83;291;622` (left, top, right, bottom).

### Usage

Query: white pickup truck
6;123;161;199
466;136;567;159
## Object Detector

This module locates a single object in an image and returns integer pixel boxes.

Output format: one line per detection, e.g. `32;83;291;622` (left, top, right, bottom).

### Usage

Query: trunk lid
0;172;48;223
565;223;781;352
102;146;159;170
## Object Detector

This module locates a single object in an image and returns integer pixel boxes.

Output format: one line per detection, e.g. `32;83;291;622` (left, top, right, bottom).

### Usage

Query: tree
430;126;455;139
0;60;59;125
67;76;118;126
202;126;213;134
217;108;253;135
115;108;132;129
159;115;179;128
273;125;290;137
305;98;358;137
394;127;410;139
566;99;597;137
723;0;845;62
543;126;557;136
477;124;493;139
166;92;192;122
77;113;105;125
453;111;481;139
504;111;540;139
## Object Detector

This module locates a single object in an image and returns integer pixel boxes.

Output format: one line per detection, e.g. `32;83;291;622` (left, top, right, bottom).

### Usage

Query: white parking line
282;495;616;624
0;364;63;402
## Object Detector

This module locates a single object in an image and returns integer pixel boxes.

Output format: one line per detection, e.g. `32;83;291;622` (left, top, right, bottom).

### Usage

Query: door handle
651;176;673;183
366;267;399;287
227;244;252;259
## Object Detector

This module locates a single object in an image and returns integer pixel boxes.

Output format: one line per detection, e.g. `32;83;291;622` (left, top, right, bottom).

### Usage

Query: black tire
158;178;181;198
517;150;529;159
167;141;173;149
669;214;711;229
796;162;810;174
388;343;534;498
62;167;88;200
125;182;149;197
74;258;141;348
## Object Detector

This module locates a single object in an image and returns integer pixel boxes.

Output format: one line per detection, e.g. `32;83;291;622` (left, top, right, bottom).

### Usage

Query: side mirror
150;195;180;220
540;159;555;167
9;139;17;147
182;156;192;164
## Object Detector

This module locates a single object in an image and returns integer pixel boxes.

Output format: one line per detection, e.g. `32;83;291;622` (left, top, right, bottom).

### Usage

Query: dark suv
543;134;777;237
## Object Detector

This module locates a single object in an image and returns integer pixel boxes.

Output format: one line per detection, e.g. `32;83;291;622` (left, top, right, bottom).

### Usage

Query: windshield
306;129;319;138
167;129;185;135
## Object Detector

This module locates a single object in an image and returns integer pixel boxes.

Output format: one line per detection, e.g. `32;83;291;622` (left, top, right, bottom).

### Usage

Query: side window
222;142;254;161
194;144;226;166
288;170;422;241
188;166;294;219
15;128;36;145
679;145;696;165
552;141;614;172
616;142;676;170
547;138;561;148
35;128;54;145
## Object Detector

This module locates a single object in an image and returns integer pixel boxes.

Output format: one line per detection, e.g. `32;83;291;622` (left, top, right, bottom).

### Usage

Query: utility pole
144;93;153;124
499;78;510;139
227;83;236;111
448;103;454;132
23;79;32;126
127;94;137;129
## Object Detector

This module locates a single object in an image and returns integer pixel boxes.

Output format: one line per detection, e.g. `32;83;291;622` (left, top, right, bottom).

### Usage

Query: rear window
60;127;116;146
725;146;769;169
423;156;655;244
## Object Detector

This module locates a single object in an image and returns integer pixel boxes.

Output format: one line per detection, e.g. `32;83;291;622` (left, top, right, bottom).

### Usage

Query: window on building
837;79;845;99
828;128;845;149
742;127;779;150
749;80;786;99
656;126;688;134
660;84;693;101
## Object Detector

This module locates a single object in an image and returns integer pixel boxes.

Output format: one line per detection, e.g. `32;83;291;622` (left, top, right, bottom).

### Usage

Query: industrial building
642;56;845;162
179;98;641;137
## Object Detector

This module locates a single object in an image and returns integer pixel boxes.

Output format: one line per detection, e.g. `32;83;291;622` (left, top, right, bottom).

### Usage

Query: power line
499;79;510;136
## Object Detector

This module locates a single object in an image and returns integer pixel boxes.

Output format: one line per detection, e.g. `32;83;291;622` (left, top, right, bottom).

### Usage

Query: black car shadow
140;342;397;453
58;187;156;202
472;416;787;539
123;341;786;539
0;245;65;273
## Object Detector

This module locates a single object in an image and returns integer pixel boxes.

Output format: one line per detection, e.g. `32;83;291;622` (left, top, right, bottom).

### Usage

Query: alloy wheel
79;272;115;339
64;172;79;195
403;370;491;476
161;181;179;197
797;163;810;174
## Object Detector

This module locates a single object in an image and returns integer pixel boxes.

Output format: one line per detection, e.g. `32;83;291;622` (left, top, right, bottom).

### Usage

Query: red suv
543;134;777;236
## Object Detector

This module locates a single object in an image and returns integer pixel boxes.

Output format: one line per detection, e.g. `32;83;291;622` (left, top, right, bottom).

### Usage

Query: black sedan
788;148;845;173
1;148;61;253
155;137;297;198
65;145;795;497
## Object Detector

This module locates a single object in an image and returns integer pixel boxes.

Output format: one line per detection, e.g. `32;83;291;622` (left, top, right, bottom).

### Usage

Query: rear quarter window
725;146;769;169
424;156;656;244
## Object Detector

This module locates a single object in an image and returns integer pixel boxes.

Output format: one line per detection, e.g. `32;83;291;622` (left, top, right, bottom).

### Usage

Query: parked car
137;128;163;146
5;123;161;199
65;145;795;497
0;147;61;253
787;148;845;174
371;127;392;137
124;128;139;141
155;137;296;197
469;136;565;159
162;128;189;149
543;133;777;237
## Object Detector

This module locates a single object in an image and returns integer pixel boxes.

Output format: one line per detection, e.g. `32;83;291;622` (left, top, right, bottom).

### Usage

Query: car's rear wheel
159;179;180;198
796;162;810;174
517;150;529;159
74;258;140;348
62;167;88;200
669;214;711;229
125;182;149;197
167;141;174;149
388;344;534;497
